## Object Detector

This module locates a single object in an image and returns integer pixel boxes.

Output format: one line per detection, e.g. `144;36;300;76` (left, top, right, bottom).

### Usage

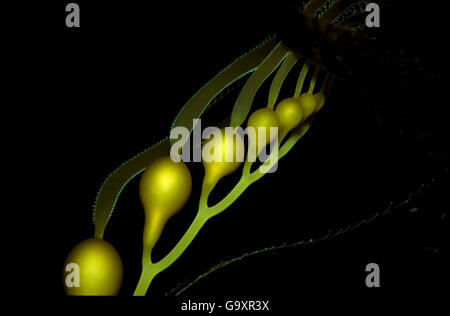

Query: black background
12;0;449;310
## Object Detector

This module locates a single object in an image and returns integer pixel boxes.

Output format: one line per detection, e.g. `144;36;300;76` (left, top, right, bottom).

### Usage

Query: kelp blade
230;42;290;127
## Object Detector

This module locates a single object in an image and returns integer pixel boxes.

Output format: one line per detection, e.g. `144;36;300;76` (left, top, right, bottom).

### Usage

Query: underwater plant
63;0;448;295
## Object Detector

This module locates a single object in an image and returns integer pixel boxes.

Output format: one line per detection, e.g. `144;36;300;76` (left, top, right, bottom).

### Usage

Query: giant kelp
64;0;448;296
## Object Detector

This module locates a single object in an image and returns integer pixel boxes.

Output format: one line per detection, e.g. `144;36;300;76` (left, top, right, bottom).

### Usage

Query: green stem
242;154;254;177
206;176;254;218
308;66;320;93
133;262;159;296
133;212;208;296
294;62;309;98
155;213;209;271
94;230;104;240
199;177;217;209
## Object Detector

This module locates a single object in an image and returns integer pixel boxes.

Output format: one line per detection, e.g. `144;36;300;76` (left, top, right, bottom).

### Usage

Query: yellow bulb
202;128;245;185
139;156;192;254
275;97;304;140
298;93;317;119
247;108;280;148
63;238;123;296
314;92;325;112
